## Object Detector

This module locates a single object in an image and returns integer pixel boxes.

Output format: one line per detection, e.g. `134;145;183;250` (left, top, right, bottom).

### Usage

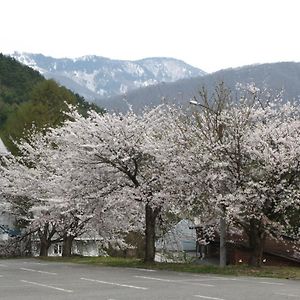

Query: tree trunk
25;235;32;256
20;234;32;256
248;219;266;267
144;204;160;263
62;235;74;257
219;212;227;267
39;239;50;257
37;223;57;257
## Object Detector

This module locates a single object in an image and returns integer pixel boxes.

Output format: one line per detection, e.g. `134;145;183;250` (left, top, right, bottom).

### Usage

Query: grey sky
1;0;300;72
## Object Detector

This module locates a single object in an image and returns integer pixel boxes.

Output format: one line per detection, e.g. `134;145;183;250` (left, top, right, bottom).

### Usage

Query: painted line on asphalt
0;285;32;288
23;261;49;266
134;275;214;287
259;281;285;286
80;277;148;290
275;292;300;298
127;268;156;272
185;278;227;282
134;275;174;282
21;280;73;293
193;276;253;283
20;267;57;275
200;276;238;281
194;295;226;300
194;276;286;285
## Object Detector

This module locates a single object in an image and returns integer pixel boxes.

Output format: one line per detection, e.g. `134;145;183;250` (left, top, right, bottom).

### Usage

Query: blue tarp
0;225;21;237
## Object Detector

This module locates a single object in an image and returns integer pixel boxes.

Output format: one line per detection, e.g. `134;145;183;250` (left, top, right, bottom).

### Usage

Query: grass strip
38;256;300;280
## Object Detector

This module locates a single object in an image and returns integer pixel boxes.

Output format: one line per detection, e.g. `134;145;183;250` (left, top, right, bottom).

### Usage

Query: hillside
0;54;99;153
99;61;300;112
10;52;206;101
0;54;44;126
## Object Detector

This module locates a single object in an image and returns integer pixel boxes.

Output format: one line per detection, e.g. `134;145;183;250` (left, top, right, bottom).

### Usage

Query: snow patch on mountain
119;84;128;94
10;52;206;101
139;58;200;81
123;62;145;77
12;51;46;74
65;70;98;93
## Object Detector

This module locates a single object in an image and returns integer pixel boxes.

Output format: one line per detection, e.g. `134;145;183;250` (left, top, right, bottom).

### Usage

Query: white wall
156;219;197;252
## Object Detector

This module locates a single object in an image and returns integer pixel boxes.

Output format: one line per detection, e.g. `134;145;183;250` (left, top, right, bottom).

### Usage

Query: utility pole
219;205;227;267
189;83;229;268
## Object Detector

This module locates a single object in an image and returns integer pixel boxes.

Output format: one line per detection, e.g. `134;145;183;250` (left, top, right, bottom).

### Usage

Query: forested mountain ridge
0;54;100;153
0;54;44;126
99;61;300;112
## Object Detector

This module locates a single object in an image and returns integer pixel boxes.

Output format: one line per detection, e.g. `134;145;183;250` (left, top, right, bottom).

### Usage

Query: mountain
10;52;206;101
98;61;300;112
0;53;100;153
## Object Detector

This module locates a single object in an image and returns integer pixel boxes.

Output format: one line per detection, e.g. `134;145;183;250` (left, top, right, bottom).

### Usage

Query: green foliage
1;80;77;153
73;92;104;116
39;256;300;279
0;53;43;105
0;53;104;153
0;54;44;128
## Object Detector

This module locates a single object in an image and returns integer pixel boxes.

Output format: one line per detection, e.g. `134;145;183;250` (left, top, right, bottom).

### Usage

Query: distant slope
0;53;44;127
0;54;100;153
99;62;300;112
10;52;206;101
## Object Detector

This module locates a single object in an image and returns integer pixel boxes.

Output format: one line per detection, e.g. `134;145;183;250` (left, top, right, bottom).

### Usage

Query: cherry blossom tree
0;152;51;255
172;83;300;266
2;86;299;265
1;128;134;256
44;106;179;262
234;100;300;265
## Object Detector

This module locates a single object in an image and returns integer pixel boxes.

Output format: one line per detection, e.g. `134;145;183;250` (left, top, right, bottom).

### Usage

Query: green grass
38;256;300;279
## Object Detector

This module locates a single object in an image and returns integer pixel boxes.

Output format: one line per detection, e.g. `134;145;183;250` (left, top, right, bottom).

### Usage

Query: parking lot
0;258;299;299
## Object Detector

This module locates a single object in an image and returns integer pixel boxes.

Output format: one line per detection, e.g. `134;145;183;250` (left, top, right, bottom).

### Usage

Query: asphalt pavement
0;258;299;300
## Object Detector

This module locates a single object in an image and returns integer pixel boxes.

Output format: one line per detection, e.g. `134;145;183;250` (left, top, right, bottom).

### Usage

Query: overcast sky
1;0;300;72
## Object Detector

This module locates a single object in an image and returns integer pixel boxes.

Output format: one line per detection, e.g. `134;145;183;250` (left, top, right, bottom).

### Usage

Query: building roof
0;138;9;156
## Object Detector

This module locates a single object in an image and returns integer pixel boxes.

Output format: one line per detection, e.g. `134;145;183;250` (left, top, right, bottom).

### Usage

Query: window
53;244;62;255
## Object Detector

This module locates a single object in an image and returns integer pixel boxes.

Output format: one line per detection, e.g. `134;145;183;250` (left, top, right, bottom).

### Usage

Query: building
194;224;300;266
0;138;13;242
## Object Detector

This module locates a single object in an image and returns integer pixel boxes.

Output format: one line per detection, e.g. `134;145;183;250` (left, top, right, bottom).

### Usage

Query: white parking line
193;276;253;283
127;268;156;272
194;275;285;285
185;278;225;282
275;292;300;298
259;281;285;286
21;280;73;293
0;264;8;267
80;277;148;290
134;275;214;287
20;267;57;275
194;295;225;300
134;275;174;282
23;262;49;266
199;276;237;281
